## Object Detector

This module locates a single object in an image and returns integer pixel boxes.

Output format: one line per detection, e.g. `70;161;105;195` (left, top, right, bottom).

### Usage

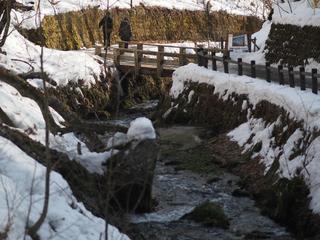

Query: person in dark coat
99;11;113;48
119;17;132;48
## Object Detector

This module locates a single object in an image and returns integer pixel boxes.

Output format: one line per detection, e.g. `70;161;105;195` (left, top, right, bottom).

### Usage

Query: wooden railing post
251;60;256;78
266;62;271;82
253;37;257;52
134;50;141;76
289;66;295;88
247;34;252;53
119;41;125;49
211;51;217;71
137;43;143;60
223;55;229;73
220;37;224;49
94;44;102;56
196;47;203;66
278;65;284;85
179;47;187;66
299;67;306;91
238;58;243;76
203;49;208;68
133;43;143;76
113;48;120;68
157;46;164;78
312;68;318;94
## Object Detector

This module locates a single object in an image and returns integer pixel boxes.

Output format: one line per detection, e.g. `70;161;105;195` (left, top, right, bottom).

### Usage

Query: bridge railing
104;41;319;94
112;41;227;77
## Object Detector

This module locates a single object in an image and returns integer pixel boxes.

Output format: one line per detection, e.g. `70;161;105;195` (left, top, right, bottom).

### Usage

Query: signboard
228;33;249;52
232;34;247;46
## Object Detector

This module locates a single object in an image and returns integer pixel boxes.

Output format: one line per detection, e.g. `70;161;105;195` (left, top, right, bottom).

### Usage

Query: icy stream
106;101;294;240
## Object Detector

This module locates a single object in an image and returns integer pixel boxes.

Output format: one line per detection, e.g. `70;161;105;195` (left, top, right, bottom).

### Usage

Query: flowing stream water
108;101;295;240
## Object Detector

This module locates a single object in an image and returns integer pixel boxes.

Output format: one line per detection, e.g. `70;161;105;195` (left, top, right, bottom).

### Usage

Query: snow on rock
172;64;320;213
127;117;156;141
0;136;130;240
107;132;128;149
1;29;102;86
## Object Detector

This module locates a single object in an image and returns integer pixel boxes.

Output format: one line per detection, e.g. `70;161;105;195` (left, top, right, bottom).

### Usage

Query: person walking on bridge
99;11;113;49
119;17;132;49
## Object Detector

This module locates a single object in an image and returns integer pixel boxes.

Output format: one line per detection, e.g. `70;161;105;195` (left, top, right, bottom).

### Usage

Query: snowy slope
16;0;266;29
0;136;129;240
273;0;320;27
0;29;103;86
171;63;320;214
0;69;129;239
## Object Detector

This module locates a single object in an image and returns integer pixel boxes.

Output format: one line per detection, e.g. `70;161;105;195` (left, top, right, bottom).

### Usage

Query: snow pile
171;64;320;213
107;117;156;149
127;117;156;141
230;20;271;65
1;29;102;86
0;136;130;240
16;0;265;29
272;0;320;27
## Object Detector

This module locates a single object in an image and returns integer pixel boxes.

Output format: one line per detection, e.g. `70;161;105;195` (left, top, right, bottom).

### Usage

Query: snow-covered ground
15;0;266;29
1;28;104;86
0;136;129;240
170;63;320;214
272;0;320;27
0;72;159;238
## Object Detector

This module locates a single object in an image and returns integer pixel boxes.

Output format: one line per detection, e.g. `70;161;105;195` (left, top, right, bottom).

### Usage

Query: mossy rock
184;201;229;229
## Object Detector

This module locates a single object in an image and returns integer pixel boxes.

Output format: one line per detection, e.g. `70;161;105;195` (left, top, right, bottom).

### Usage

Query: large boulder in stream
105;117;159;213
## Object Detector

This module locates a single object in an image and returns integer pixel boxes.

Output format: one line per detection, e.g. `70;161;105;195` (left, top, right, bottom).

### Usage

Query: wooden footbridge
95;41;226;78
94;41;320;94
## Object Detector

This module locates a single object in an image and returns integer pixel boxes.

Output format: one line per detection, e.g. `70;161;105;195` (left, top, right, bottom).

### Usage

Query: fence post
134;49;141;76
247;34;252;53
238;58;243;76
278;65;284;85
157;46;164;78
312;68;318;94
203;49;208;68
299;67;306;91
251;60;256;78
196;47;204;66
223;55;229;73
212;51;217;71
113;48;120;68
179;47;187;66
137;43;143;63
253;37;257;52
95;44;102;56
288;66;295;88
220;37;224;49
266;62;271;82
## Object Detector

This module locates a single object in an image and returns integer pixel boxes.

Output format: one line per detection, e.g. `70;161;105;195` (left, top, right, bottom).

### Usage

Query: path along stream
108;102;294;240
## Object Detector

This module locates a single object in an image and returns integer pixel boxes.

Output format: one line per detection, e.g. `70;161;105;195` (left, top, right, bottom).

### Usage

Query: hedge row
19;6;261;50
265;23;320;66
